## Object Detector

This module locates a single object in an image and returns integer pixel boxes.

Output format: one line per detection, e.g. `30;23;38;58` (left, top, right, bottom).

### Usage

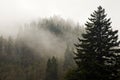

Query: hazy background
0;0;120;37
0;1;119;80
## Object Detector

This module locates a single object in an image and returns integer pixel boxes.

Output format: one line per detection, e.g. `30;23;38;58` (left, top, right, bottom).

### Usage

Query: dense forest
0;6;120;80
0;17;84;80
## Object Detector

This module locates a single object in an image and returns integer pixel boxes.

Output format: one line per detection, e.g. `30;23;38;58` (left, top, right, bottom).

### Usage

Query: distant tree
6;37;15;52
0;36;5;54
45;59;51;80
63;44;75;70
5;37;16;61
70;6;120;80
45;56;58;80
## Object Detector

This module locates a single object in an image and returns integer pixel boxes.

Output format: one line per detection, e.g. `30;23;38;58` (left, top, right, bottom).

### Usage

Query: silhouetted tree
45;56;58;80
73;6;120;80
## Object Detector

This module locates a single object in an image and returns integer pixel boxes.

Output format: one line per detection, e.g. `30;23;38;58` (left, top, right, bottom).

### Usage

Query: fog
16;17;83;59
0;0;119;60
0;0;120;37
0;1;120;80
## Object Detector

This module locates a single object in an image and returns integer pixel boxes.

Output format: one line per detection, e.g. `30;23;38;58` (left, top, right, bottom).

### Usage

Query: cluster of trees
0;17;83;80
17;16;83;80
0;37;44;80
0;36;76;80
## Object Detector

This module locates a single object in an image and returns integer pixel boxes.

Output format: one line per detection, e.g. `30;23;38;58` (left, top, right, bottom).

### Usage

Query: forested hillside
0;0;119;79
0;17;84;80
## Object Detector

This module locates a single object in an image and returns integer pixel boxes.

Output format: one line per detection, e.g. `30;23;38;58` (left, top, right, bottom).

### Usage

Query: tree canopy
73;6;120;80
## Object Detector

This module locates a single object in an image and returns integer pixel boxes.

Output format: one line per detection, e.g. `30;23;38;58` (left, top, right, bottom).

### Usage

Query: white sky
0;0;120;36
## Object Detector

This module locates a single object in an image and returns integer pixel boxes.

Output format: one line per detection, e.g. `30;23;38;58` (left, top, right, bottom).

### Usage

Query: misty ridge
17;16;84;59
0;16;84;80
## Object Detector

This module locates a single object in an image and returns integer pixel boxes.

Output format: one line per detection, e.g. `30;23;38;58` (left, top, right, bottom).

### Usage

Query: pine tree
45;56;58;80
51;56;58;80
74;6;120;80
45;59;51;80
63;44;75;70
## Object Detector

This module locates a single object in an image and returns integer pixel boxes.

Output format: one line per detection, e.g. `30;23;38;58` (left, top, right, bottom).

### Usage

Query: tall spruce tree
74;6;120;80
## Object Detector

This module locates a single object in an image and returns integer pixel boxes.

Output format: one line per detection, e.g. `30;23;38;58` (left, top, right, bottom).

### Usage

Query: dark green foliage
45;56;58;80
73;6;120;80
65;68;80;80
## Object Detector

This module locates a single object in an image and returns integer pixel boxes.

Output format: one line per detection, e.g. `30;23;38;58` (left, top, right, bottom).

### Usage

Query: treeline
0;36;44;80
18;16;84;80
0;17;84;80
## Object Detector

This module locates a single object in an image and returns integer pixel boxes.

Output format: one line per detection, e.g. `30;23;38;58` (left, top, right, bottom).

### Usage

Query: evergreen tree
45;59;51;80
63;44;75;70
51;56;58;80
74;6;120;80
45;56;58;80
